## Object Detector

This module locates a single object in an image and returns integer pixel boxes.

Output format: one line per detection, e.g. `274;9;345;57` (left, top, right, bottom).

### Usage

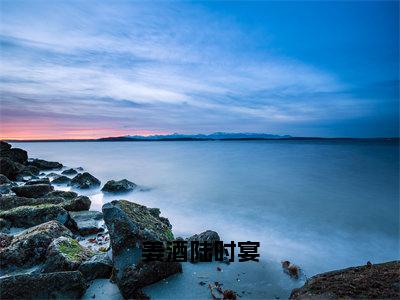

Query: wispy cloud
0;1;396;138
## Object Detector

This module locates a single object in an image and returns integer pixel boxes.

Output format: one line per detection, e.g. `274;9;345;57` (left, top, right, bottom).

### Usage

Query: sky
0;0;399;139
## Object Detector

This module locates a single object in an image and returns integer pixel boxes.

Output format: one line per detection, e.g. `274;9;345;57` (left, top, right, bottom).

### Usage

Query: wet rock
0;141;11;152
0;220;72;268
44;190;78;199
187;230;220;263
29;158;63;170
69;211;103;236
0;158;22;180
290;261;400;299
0;174;11;185
24;177;51;185
11;184;53;198
101;179;137;193
52;175;72;185
0;195;89;212
0;218;11;232
42;237;94;272
0;204;69;228
62;168;78;176
78;253;113;280
46;172;60;178
71;172;101;189
0;184;14;195
0;148;28;164
0;271;87;299
102;200;181;298
63;196;91;211
0;232;13;248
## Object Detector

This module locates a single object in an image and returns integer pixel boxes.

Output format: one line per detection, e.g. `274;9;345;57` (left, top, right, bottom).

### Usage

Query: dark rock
29;158;63;170
0;232;13;248
71;172;101;189
78;253;113;280
0;158;22;180
24;177;50;185
46;172;60;178
102;200;181;298
0;148;28;164
44;190;78;199
42;237;94;273
15;165;40;182
0;204;69;228
0;271;88;299
101;179;137;193
187;230;220;263
62;196;91;211
0;141;11;152
0;184;14;195
11;184;53;198
0;195;65;210
52;175;72;185
62;168;78;176
68;211;103;236
0;218;11;232
0;220;72;268
290;261;400;299
0;174;11;185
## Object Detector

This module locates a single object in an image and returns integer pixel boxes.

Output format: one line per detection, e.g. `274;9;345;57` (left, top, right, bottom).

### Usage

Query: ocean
13;140;400;299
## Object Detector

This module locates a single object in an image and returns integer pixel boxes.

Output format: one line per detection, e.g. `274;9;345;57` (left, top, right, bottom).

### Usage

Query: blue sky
0;0;398;139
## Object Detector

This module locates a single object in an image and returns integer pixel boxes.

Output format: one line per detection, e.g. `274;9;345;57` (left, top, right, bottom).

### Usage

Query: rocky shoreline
0;141;399;299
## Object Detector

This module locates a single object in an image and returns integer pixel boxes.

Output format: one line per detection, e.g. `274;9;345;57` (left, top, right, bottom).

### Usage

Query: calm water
13;140;400;299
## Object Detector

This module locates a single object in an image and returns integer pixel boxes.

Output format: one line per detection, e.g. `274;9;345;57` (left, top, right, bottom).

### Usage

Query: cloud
0;1;388;138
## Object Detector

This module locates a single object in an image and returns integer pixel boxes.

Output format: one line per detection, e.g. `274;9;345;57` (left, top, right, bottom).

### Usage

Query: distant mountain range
98;132;292;141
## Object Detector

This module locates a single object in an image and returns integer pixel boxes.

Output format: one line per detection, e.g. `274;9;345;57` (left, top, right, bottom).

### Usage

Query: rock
0;271;88;299
0;195;89;212
42;237;94;273
11;184;53;198
0;218;11;232
0;184;14;196
46;172;60;178
102;200;181;298
45;190;78;199
0;158;22;180
101;179;137;193
0;204;69;228
52;175;72;185
24;177;51;185
68;211;103;235
290;261;400;299
63;196;91;211
0;232;13;248
78;253;113;280
71;172;101;189
0;174;11;184
29;159;63;170
0;148;28;164
62;168;78;176
0;221;72;268
0;141;11;151
187;230;220;263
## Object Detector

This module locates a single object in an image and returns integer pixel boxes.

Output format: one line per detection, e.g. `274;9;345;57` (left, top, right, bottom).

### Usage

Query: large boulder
62;168;78;176
11;184;53;198
51;175;72;185
102;200;181;298
290;261;400;299
0;221;72;268
42;237;94;273
68;211;104;236
0;141;11;151
0;148;28;164
44;190;78;199
0;158;21;180
0;271;87;299
78;253;113;280
0;204;69;228
187;230;220;262
71;172;101;189
0;195;90;212
29;158;63;170
101;179;137;193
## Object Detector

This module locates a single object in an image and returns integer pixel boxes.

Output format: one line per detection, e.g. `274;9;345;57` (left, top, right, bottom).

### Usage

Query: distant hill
98;132;292;141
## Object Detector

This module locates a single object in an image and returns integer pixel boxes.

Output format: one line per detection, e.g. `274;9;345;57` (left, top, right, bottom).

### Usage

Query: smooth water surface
14;140;400;299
